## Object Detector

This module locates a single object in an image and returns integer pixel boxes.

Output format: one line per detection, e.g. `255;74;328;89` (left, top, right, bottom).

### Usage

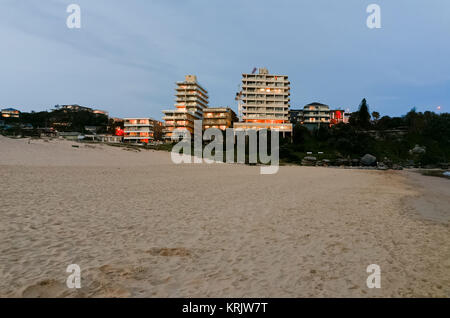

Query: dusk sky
1;0;449;119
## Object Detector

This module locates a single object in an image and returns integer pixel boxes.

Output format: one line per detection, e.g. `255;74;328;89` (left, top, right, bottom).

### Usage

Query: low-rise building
330;109;350;125
123;118;154;144
151;119;164;141
1;108;20;118
294;103;350;130
300;102;331;128
93;109;109;117
95;135;123;143
203;107;238;130
288;109;303;124
60;104;93;112
162;110;198;140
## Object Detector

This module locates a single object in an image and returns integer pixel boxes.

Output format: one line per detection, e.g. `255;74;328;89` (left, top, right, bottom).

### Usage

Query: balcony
203;119;231;126
124;128;153;133
124;123;154;127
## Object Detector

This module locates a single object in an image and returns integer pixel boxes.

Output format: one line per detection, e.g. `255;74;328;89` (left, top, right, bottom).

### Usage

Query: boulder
383;157;393;168
361;154;377;166
392;164;403;170
409;144;426;155
301;156;317;166
403;160;415;169
336;158;349;166
377;162;388;170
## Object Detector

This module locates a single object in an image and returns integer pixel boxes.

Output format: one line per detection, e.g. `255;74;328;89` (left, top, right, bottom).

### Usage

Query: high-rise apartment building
162;75;209;140
234;68;292;137
123;118;154;144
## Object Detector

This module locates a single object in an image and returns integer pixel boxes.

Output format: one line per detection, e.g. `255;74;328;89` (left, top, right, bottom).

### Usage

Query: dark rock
301;156;317;166
361;154;377;166
336;158;349;166
409;144;426;155
383;157;393;168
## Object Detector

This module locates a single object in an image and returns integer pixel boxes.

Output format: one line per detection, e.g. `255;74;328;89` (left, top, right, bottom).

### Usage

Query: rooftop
2;108;20;112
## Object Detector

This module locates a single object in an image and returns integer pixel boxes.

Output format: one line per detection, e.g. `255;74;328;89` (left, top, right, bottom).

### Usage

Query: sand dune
0;136;449;297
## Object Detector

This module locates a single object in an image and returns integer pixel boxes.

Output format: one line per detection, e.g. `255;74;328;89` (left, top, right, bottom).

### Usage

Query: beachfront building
234;68;292;138
95;135;123;143
1;108;20;118
294;103;350;130
93;109;109;117
151;119;164;141
299;102;331;129
123;118;154;144
59;104;93;112
330;109;350;125
203;107;238;131
162;75;209;141
288;109;303;124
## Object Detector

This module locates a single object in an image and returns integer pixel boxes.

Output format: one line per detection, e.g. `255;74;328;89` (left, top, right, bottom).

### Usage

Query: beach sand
0;136;449;297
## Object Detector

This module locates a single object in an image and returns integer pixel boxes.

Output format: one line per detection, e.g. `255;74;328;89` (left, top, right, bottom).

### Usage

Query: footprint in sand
21;279;68;298
146;247;192;257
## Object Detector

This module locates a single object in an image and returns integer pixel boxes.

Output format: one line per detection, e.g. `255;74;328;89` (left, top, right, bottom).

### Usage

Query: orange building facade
203;107;238;131
123;118;154;144
162;75;209;140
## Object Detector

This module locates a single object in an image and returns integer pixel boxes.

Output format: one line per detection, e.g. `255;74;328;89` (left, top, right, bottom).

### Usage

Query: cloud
0;0;449;118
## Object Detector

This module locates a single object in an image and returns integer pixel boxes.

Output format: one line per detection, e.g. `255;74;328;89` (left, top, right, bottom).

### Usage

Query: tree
372;111;380;123
357;98;371;129
293;123;309;145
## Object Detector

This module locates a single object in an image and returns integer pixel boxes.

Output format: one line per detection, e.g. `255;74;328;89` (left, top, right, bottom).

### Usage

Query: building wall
123;118;154;144
162;75;209;140
235;68;292;134
203;107;237;130
241;68;290;123
295;103;349;130
60;105;93;112
162;111;197;140
301;103;330;125
1;108;20;118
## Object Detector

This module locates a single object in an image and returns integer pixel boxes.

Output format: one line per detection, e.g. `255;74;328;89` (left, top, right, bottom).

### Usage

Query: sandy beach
0;136;449;297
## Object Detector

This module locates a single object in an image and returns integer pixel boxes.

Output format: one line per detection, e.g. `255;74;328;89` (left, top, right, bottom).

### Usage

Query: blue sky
0;0;449;119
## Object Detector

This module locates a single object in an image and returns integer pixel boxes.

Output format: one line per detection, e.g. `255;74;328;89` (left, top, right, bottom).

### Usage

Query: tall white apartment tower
234;68;292;137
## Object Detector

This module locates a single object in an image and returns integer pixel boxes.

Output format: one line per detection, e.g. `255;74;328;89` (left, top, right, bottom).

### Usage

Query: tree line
281;99;450;166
